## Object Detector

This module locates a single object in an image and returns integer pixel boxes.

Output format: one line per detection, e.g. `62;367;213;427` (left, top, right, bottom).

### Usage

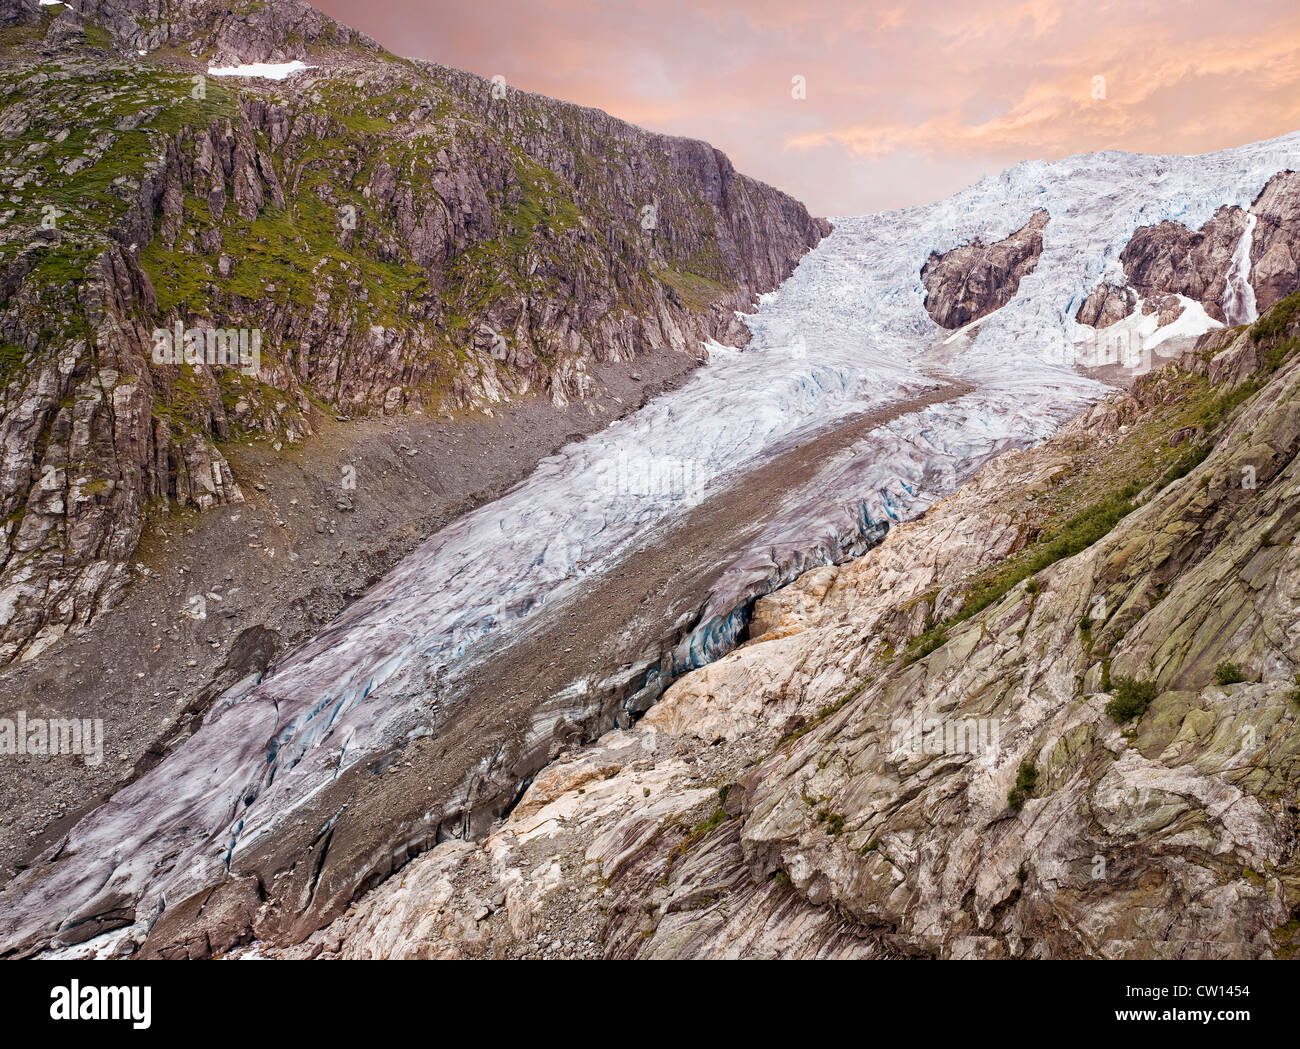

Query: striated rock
1076;281;1137;328
718;311;1300;959
1078;172;1300;330
0;0;37;27
1168;425;1203;447
64;0;381;62
1156;293;1186;327
1249;170;1300;311
921;209;1048;329
1119;205;1249;323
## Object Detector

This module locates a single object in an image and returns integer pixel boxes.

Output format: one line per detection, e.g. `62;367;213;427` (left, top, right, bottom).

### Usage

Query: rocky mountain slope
3;7;1300;959
254;293;1300;960
0;0;827;665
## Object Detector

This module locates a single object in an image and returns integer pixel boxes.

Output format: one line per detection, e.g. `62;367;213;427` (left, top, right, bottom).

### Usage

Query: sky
315;0;1300;217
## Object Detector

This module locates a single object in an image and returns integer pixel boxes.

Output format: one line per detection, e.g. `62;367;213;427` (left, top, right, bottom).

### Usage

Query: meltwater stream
3;131;1298;957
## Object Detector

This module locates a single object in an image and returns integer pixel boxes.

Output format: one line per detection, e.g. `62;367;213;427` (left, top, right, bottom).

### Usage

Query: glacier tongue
8;130;1300;958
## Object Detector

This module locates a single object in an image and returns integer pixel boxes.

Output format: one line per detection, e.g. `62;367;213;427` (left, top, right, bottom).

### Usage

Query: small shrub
1105;675;1157;723
903;626;947;666
1213;661;1247;686
1008;762;1039;811
816;809;846;836
1157;442;1211;489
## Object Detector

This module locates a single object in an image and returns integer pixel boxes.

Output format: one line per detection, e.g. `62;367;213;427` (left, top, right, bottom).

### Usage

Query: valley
2;0;1300;966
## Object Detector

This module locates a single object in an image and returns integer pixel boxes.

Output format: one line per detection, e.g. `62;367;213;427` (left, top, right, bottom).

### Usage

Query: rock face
724;321;1300;959
920;209;1047;329
1076;281;1138;328
1077;171;1300;330
1118;205;1251;323
1250;170;1300;311
259;295;1300;959
0;1;828;664
69;0;381;63
0;0;38;27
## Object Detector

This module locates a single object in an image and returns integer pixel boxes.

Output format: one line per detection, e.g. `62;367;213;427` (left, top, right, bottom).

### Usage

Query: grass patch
675;785;734;857
815;809;846;836
655;264;730;311
1007;762;1038;811
0;343;25;380
904;487;1139;665
1250;290;1300;345
781;678;872;744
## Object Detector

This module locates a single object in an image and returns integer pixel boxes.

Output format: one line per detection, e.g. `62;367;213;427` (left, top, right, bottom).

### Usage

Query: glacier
5;129;1300;958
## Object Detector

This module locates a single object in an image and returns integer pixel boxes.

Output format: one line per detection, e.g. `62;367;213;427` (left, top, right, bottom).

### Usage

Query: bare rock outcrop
1076;281;1138;328
66;0;381;63
1077;171;1300;330
1249;170;1300;311
1119;205;1250;323
0;0;37;27
920;209;1048;329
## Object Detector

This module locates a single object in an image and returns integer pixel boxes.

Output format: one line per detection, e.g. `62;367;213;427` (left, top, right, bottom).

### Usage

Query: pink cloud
314;0;1300;214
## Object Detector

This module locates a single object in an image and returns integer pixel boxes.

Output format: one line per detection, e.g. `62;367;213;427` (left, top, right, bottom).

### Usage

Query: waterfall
1223;213;1259;325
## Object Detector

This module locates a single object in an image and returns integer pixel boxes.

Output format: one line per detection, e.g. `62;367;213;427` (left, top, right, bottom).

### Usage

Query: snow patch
1073;294;1223;367
207;60;311;80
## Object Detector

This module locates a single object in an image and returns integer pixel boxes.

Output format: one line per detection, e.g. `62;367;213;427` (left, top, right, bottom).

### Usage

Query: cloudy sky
317;0;1300;216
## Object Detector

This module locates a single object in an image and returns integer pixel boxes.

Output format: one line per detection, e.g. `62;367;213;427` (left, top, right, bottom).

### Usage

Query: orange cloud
315;0;1300;214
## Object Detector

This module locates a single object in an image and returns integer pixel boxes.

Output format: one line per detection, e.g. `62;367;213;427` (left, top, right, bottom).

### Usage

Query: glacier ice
7;130;1300;957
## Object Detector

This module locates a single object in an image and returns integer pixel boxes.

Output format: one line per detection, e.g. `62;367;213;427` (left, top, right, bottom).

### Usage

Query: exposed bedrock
920;209;1048;329
1250;170;1300;311
1076;281;1138;328
1078;170;1300;329
0;382;971;959
1119;205;1251;324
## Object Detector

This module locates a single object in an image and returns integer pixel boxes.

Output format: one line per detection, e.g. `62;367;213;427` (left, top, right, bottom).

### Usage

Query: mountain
0;0;827;665
4;0;1300;964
